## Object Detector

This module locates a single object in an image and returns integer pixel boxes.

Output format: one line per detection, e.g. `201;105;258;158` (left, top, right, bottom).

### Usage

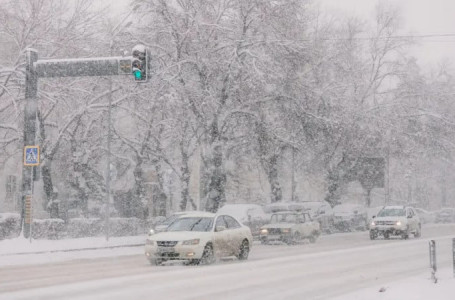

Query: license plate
157;247;175;254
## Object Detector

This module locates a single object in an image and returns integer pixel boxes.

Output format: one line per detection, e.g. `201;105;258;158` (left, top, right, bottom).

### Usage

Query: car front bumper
370;225;407;236
145;244;205;262
260;232;292;243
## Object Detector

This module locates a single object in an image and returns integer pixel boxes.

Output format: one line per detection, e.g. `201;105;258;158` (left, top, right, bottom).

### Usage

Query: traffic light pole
20;48;144;240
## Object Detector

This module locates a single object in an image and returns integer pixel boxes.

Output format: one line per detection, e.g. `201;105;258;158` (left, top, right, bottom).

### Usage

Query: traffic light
131;44;148;82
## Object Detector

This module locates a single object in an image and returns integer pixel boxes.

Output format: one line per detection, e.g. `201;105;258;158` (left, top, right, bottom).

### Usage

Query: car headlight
396;221;402;226
281;228;291;233
260;228;268;235
370;221;375;226
182;239;200;245
145;239;154;245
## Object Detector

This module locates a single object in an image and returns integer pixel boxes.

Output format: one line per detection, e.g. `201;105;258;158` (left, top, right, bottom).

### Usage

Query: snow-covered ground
334;268;455;300
1;229;454;299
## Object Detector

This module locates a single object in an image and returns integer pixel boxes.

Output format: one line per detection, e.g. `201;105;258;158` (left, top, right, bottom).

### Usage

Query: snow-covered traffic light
131;44;148;82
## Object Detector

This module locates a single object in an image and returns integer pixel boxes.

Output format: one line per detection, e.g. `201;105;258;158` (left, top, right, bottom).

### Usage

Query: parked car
435;208;455;223
145;212;253;265
369;205;421;240
301;201;334;234
414;208;436;224
259;211;321;245
216;204;269;238
153;211;202;233
332;203;368;232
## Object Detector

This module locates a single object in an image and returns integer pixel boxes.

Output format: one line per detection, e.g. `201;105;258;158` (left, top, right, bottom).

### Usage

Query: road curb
0;243;144;256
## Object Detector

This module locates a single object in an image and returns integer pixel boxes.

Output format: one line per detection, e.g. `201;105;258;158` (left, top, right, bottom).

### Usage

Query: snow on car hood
373;216;407;223
149;231;211;241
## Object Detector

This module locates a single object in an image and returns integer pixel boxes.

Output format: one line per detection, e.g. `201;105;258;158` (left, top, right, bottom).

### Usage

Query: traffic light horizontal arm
35;56;132;78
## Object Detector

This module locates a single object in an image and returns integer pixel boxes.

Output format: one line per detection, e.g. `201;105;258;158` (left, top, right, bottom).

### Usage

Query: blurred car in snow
216;204;269;238
259;211;320;245
145;212;253;265
369;205;421;240
332;203;368;232
414;208;436;224
435;208;455;223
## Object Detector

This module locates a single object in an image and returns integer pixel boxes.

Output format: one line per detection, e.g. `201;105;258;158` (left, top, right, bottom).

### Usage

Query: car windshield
161;215;179;226
377;208;406;217
166;217;213;232
271;214;297;224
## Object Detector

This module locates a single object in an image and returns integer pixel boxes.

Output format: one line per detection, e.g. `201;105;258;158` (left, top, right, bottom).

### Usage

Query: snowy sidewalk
0;235;146;256
332;268;455;300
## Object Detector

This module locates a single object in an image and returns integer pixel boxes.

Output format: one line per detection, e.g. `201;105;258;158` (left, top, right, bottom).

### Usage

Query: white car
259;211;321;244
145;212;253;265
369;205;421;240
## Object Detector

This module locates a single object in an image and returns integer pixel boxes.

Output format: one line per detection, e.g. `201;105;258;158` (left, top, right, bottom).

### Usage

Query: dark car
332;204;368;232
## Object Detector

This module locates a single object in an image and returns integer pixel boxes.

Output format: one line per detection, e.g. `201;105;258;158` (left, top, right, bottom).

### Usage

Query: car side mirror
372;216;376;219
215;226;226;232
407;214;412;219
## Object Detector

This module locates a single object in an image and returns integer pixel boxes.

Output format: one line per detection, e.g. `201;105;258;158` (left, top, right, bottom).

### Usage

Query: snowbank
333;268;455;300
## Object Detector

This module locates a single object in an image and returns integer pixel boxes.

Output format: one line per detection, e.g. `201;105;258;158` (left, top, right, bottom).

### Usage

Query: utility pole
21;49;38;238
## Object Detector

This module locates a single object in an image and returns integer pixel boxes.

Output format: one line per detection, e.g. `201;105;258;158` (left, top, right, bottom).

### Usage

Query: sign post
452;238;455;278
23;145;39;239
429;240;437;283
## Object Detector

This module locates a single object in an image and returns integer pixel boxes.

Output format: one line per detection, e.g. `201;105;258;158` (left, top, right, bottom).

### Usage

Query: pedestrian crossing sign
24;146;40;166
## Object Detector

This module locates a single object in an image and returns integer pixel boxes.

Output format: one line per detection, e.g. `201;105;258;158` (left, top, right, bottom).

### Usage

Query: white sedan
145;212;253;265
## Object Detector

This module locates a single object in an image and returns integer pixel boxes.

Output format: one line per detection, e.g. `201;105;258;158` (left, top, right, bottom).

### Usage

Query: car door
406;208;417;232
223;215;244;255
293;213;305;236
213;216;231;257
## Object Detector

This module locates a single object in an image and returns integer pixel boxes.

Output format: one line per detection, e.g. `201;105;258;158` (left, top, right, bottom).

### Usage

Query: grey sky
319;0;455;68
106;0;455;68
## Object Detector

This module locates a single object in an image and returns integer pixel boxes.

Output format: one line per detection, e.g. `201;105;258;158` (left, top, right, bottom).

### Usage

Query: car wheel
309;231;318;243
199;244;215;265
237;240;250;260
414;224;421;238
292;232;302;244
369;230;377;240
149;258;162;266
383;232;390;240
401;227;409;240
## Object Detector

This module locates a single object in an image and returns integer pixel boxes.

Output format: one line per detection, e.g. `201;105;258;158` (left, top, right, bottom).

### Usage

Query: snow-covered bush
0;213;21;240
31;219;65;240
66;218;104;238
109;217;142;237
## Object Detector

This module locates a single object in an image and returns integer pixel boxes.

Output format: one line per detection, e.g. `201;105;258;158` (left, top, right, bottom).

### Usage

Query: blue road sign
24;146;40;166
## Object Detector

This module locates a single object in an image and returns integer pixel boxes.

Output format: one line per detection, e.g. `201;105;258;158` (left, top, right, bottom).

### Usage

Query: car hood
261;223;295;229
149;231;211;241
373;216;407;223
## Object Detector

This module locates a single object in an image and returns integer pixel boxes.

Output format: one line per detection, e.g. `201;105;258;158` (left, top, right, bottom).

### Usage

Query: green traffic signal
133;69;142;80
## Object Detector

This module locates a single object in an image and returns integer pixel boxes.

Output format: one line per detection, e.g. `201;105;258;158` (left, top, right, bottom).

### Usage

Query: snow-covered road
1;224;454;300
